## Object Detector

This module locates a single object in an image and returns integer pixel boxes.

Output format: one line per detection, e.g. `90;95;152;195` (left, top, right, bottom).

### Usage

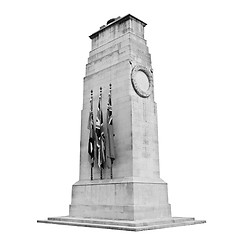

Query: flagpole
90;90;93;180
111;159;113;179
91;163;93;180
100;87;103;180
109;84;113;179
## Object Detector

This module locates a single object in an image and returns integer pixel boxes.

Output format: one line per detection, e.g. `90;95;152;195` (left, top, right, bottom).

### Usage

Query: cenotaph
38;14;206;231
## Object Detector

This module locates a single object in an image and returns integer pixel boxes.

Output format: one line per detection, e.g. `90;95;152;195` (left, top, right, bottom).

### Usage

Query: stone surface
69;178;171;220
38;14;206;230
38;217;206;231
69;14;169;221
80;14;160;183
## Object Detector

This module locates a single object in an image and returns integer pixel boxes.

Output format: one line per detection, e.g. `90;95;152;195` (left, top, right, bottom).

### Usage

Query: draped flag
106;84;115;168
96;87;106;169
87;90;95;167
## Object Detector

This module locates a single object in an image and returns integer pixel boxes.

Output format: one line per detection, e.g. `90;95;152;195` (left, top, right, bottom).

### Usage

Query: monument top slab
89;14;147;40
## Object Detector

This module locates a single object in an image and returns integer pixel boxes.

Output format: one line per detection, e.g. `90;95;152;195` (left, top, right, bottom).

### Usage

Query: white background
0;0;240;239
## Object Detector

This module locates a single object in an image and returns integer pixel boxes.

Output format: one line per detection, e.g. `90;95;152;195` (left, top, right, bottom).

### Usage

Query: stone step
37;217;206;231
48;216;195;226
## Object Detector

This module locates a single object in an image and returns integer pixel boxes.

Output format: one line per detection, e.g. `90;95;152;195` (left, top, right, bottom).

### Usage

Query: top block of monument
89;14;147;50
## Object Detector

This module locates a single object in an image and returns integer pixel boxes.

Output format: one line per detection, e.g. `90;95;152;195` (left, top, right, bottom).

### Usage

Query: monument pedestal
38;177;205;230
69;178;171;220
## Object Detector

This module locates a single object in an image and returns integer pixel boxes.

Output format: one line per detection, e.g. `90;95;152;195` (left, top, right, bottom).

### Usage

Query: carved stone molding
131;65;153;98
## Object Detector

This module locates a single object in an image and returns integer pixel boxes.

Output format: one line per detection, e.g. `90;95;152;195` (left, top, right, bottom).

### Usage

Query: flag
96;89;106;168
106;85;115;167
87;92;95;167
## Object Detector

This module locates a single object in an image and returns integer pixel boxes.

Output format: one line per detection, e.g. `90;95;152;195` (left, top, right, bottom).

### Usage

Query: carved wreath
131;65;153;98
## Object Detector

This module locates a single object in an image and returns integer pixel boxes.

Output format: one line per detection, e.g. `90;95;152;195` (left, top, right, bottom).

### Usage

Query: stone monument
38;14;206;231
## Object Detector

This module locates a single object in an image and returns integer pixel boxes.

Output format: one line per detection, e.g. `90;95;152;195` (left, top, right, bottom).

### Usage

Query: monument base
37;216;206;231
38;177;206;230
69;178;171;220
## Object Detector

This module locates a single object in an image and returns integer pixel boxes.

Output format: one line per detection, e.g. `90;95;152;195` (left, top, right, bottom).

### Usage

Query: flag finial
109;84;112;95
90;90;93;105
